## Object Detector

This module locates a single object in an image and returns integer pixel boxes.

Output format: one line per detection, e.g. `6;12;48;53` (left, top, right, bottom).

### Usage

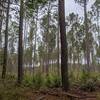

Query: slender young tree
45;0;51;75
2;0;10;79
0;18;3;48
57;25;60;76
18;0;24;84
84;0;90;72
58;0;69;91
75;0;90;72
56;5;60;76
94;0;100;64
95;0;100;47
0;1;3;48
33;6;38;72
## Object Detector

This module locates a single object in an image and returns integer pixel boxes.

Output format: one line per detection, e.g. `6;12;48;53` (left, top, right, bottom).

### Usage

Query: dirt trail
24;88;99;100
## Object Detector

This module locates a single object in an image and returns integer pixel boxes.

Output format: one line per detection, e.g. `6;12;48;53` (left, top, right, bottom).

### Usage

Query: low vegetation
0;71;100;100
0;0;100;99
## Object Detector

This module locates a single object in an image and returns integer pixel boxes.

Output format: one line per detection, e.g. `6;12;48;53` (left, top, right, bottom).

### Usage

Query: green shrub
69;70;76;85
79;71;98;92
80;71;90;83
80;79;96;91
53;75;61;87
23;73;44;88
23;73;61;89
45;74;61;88
23;74;33;86
32;73;44;89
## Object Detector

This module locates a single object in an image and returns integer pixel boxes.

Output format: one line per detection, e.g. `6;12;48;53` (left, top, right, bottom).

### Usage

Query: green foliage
79;71;90;83
23;74;33;87
26;0;47;11
23;73;44;89
45;74;61;88
23;73;61;89
32;73;44;89
80;79;96;92
69;70;78;85
79;71;99;92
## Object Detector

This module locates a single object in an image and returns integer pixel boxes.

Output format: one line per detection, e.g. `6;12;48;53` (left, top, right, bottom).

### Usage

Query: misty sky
65;0;95;16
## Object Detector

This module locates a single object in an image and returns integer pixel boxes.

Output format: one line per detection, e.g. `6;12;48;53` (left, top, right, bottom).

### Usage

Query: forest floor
0;79;100;100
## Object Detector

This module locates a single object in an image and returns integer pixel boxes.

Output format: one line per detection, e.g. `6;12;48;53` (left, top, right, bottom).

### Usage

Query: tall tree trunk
46;1;51;75
96;6;100;66
0;4;3;48
33;7;38;73
23;13;27;71
0;17;2;48
78;53;80;69
57;19;60;76
2;0;10;79
30;35;33;74
18;0;24;84
84;0;90;72
97;7;100;47
59;0;69;91
91;49;95;71
0;0;5;48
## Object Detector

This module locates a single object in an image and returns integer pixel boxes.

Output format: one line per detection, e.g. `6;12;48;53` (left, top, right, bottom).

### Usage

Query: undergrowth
23;73;61;89
78;71;100;92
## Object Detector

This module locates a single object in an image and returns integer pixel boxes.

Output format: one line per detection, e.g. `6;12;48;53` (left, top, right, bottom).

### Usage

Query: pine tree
59;0;69;91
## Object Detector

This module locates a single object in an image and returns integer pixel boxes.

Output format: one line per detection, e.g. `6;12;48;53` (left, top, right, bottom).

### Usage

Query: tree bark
46;1;51;75
97;7;100;47
2;0;10;79
59;0;69;91
18;0;24;84
33;7;38;73
0;3;3;48
84;0;90;72
56;2;60;75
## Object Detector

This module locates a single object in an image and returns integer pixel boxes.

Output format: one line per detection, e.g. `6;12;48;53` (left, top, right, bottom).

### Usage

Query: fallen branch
35;96;45;100
40;89;97;100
